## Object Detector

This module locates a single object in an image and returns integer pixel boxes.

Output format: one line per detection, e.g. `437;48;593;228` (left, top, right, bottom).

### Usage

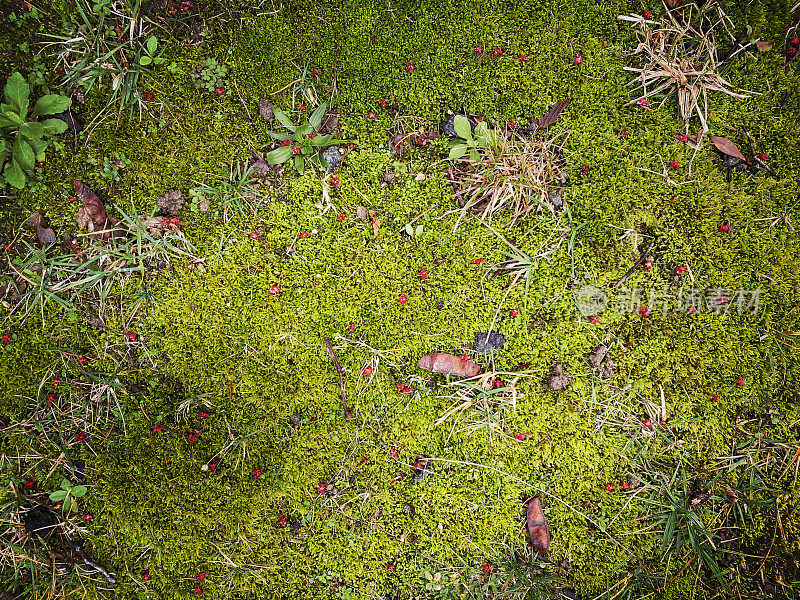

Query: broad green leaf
28;136;47;160
4;72;29;116
42;118;68;135
267;131;293;141
71;485;87;497
12;138;34;171
139;56;152;66
266;146;293;164
0;140;7;164
295;124;311;138
448;144;467;160
0;105;24;126
453;116;472;140
309;102;327;132
469;149;480;162
20;121;44;139
32;94;71;117
294;154;304;173
405;223;413;236
309;135;333;147
61;479;72;491
3;160;25;188
273;107;296;130
146;35;157;54
474;121;490;139
49;490;68;501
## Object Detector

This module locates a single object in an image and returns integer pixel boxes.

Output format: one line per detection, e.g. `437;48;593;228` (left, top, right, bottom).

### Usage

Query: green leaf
61;479;72;491
0;105;24;126
273;107;296;130
12;138;35;171
20;121;44;139
415;224;423;236
448;144;467;160
469;149;480;162
474;121;490;139
139;56;152;66
309;135;333;147
146;35;157;55
42;118;68;135
405;223;413;236
3;160;25;188
294;154;305;173
49;490;68;501
32;94;71;117
267;131;293;141
295;124;311;138
266;146;293;164
28;136;47;160
309;102;327;132
4;72;29;116
453;115;472;140
71;485;87;497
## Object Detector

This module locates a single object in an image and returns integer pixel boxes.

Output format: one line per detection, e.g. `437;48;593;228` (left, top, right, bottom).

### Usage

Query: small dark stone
436;301;444;310
321;147;341;173
473;331;506;354
127;384;142;394
23;506;58;537
289;413;301;426
258;99;273;122
290;520;301;532
560;589;582;600
402;503;415;515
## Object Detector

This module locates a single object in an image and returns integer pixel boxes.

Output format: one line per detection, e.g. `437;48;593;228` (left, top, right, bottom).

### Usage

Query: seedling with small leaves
49;479;88;515
266;103;347;174
448;115;503;162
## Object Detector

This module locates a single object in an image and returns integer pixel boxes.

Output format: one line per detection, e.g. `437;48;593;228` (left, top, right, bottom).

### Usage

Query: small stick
324;338;351;418
613;241;655;289
65;539;116;583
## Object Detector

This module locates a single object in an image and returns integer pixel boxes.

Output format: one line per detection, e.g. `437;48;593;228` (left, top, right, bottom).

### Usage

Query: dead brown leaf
710;136;746;161
73;180;120;240
755;41;772;52
531;99;570;129
418;353;482;377
526;497;550;556
389;133;405;156
26;211;57;246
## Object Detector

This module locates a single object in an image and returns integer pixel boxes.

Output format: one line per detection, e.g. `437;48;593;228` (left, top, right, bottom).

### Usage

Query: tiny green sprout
49;478;88;514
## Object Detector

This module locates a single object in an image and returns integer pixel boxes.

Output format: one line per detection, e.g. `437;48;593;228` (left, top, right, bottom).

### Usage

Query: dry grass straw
619;1;753;132
449;131;569;228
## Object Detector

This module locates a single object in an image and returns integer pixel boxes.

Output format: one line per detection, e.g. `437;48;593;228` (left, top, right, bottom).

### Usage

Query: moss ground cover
1;0;799;598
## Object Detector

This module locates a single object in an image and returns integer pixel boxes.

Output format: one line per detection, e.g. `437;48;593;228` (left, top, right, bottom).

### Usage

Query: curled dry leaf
26;211;57;246
710;137;746;162
526;496;550;556
73;180;120;240
418;353;482;377
530;99;571;129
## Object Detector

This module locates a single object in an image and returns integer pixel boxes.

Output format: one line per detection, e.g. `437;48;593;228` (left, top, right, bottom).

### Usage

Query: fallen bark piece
526;496;550;556
418;353;481;377
530;99;571;129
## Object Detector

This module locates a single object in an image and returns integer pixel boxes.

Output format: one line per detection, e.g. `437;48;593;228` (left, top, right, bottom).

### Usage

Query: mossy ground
1;0;800;598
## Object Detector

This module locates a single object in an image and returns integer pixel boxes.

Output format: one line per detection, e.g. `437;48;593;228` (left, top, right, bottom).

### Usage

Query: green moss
2;0;800;597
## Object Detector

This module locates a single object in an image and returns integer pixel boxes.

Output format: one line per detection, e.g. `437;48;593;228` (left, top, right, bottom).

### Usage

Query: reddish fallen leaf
73;180;120;240
530;99;570;129
418;353;481;377
755;41;772;52
710;137;746;162
526;496;550;556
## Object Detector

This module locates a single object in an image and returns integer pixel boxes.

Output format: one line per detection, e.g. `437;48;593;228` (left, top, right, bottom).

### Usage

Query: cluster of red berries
510;307;520;316
2;333;11;344
669;160;680;169
162;217;181;229
787;36;799;59
187;429;200;443
253;468;263;478
605;481;631;492
514;432;530;442
398;293;407;305
214;87;225;95
166;0;194;15
396;383;412;395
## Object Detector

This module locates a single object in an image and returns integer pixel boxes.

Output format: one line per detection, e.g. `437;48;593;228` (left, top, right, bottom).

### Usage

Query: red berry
514;432;530;441
643;418;652;427
196;573;206;583
678;134;688;143
337;213;346;222
398;293;407;305
269;285;280;295
298;231;309;238
518;54;529;62
2;333;10;344
152;424;164;433
688;307;698;314
637;97;648;106
299;103;306;111
362;366;373;375
669;160;679;169
474;46;482;55
791;37;799;46
48;393;56;404
619;129;629;137
253;469;262;478
83;512;93;521
574;54;583;64
581;164;588;174
507;120;516;128
142;569;151;582
194;586;203;595
311;69;320;77
757;153;767;160
75;433;86;443
142;93;154;102
316;484;326;494
413;460;423;469
378;99;387;108
407;61;414;72
386;563;395;572
249;231;260;239
419;268;427;279
644;259;653;269
473;258;485;265
676;265;687;274
214;88;225;95
643;10;652;18
292;147;302;155
366;112;377;119
638;307;650;317
736;377;744;387
589;315;599;324
718;224;730;232
605;483;614;492
347;324;355;334
510;307;519;316
483;561;492;574
620;481;630;490
492;48;503;56
330;175;340;186
277;515;287;525
711;394;719;402
282;139;291;146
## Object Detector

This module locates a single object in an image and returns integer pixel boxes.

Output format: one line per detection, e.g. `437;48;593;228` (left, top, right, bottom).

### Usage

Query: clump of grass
619;1;754;131
450;130;570;228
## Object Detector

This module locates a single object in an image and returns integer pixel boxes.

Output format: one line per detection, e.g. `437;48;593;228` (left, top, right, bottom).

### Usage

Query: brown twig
613;241;656;289
324;338;351;418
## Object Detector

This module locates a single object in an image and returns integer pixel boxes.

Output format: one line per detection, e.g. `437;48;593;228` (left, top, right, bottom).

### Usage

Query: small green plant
0;72;71;189
193;58;229;94
266;103;345;174
447;115;503;161
138;35;165;68
48;479;88;514
100;152;130;180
